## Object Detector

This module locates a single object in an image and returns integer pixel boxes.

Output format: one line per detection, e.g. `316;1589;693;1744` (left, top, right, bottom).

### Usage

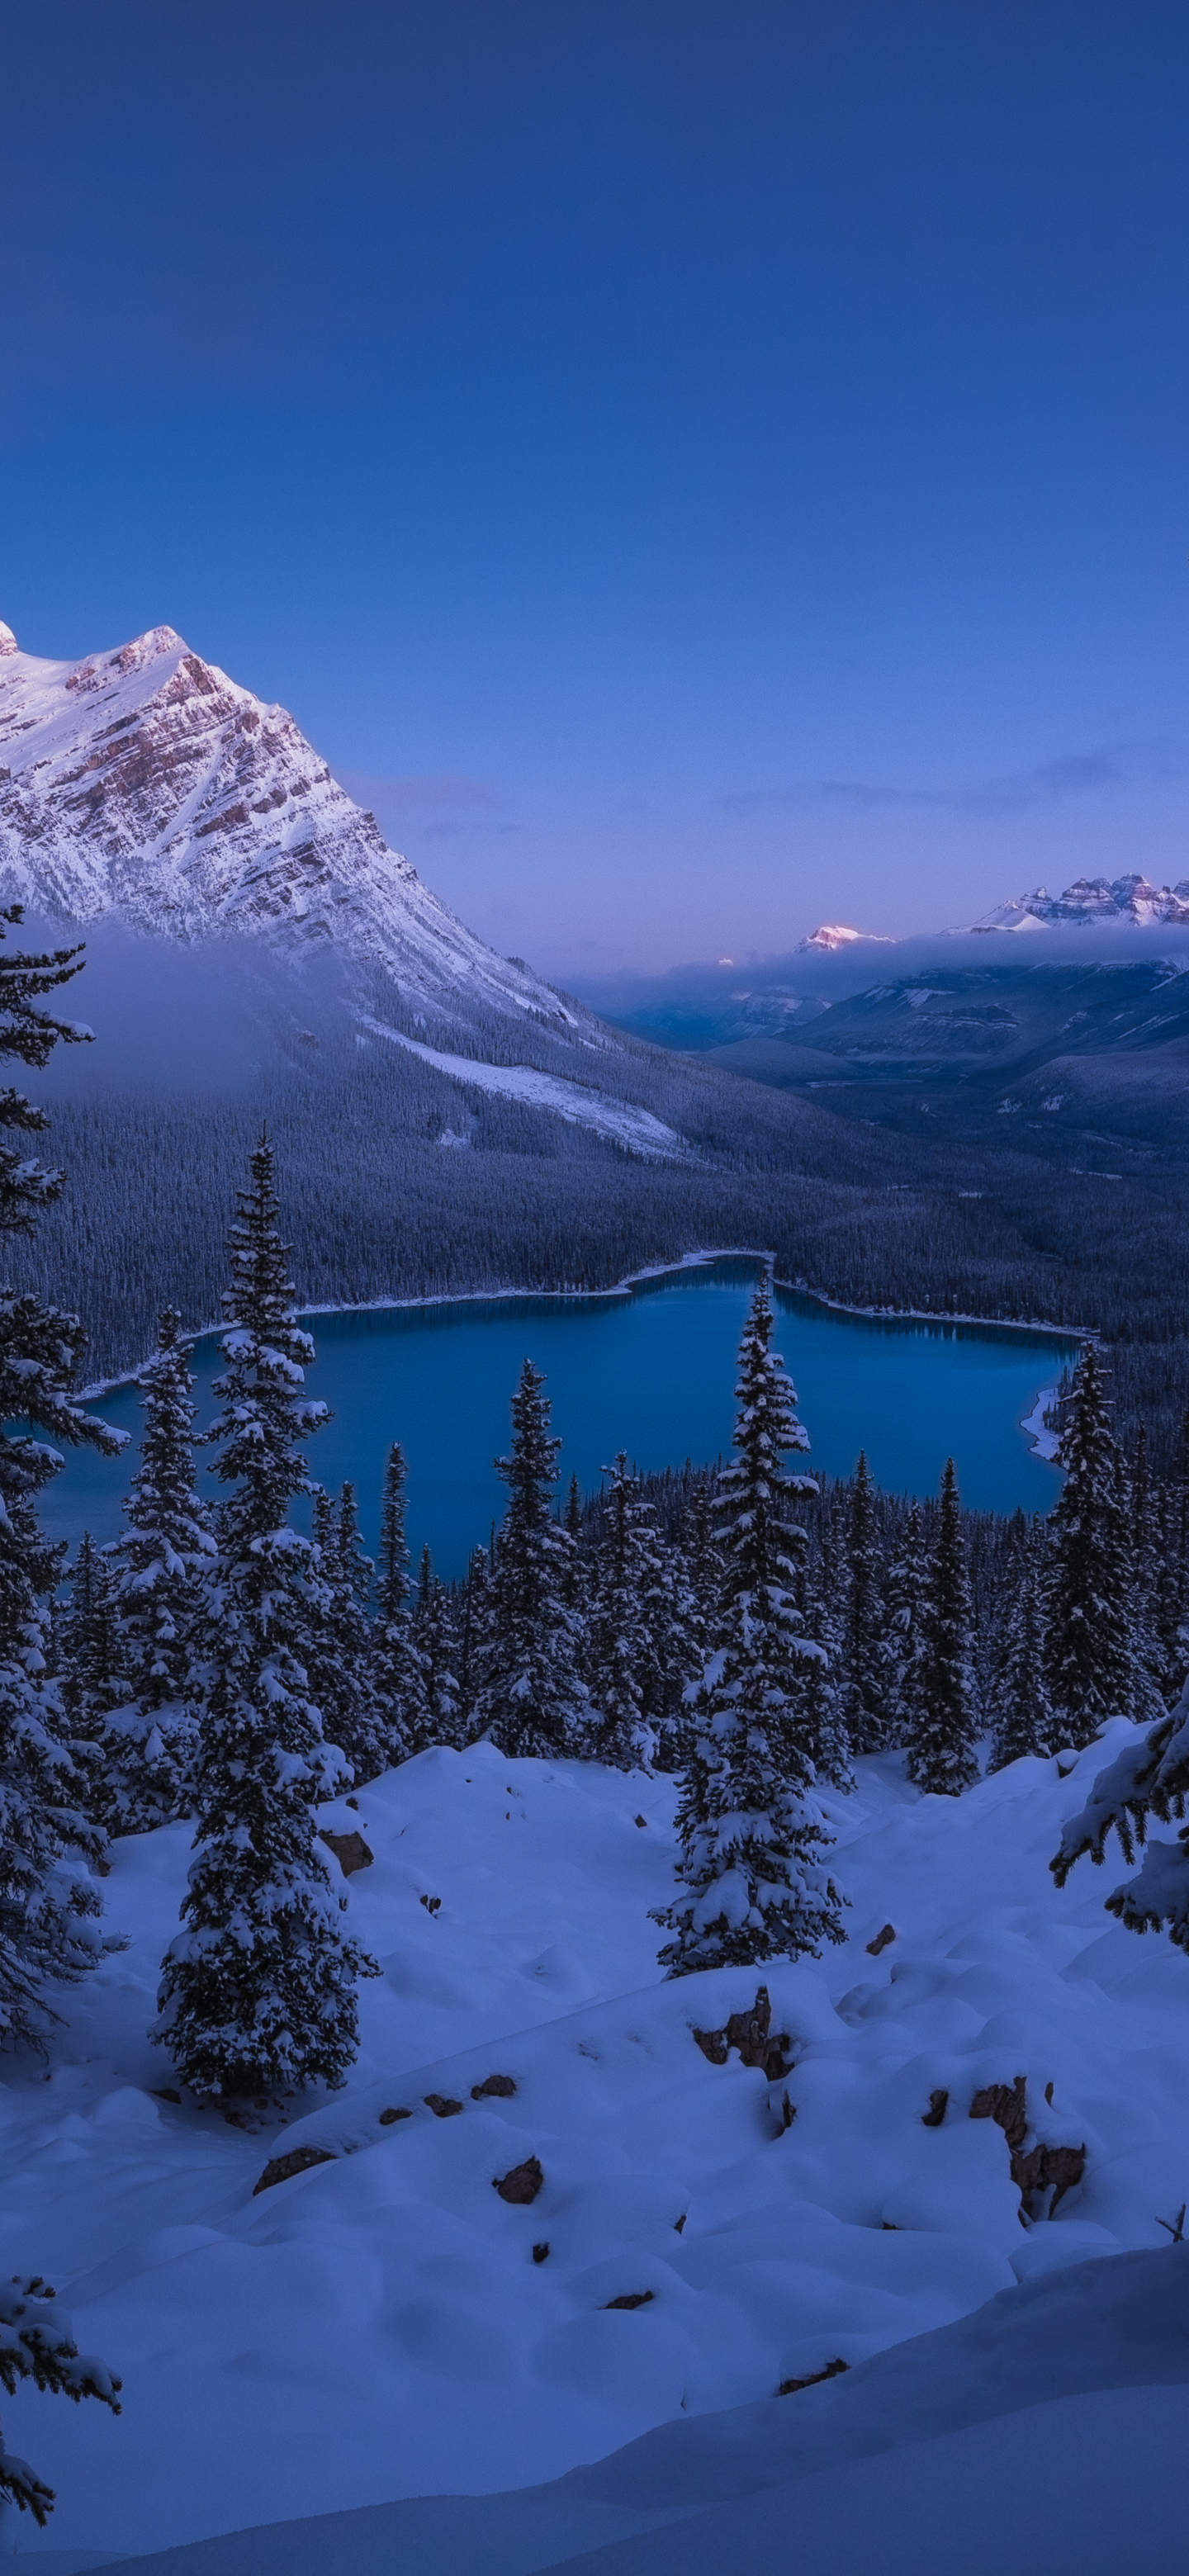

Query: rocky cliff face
0;620;571;1025
971;874;1189;932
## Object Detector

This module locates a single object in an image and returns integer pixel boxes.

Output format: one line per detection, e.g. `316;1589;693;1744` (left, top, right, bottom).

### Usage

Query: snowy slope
362;1021;692;1161
3;1723;1188;2562
70;2256;1189;2575
0;621;571;1026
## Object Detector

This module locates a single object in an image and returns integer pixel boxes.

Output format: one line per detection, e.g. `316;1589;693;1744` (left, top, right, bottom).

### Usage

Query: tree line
2;912;1187;2517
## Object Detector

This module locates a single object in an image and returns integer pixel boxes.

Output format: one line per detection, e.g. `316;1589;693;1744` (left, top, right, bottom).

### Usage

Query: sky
2;1;1188;976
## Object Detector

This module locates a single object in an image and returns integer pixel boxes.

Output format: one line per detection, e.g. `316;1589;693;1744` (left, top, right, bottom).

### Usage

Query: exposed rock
320;1830;373;1878
419;1894;442;1915
921;2088;950;2127
866;1923;896;1955
471;2073;517;2099
634;1815;647;1827
0;623;576;1025
969;2076;1028;2152
693;1986;793;2081
378;2107;412;2126
152;2088;181;2105
424;2093;463;2119
778;2358;849;2395
493;2156;543;2205
604;2291;654;2311
532;2242;550;2263
253;2146;337;2195
969;2076;1084;2215
1012;2139;1086;2218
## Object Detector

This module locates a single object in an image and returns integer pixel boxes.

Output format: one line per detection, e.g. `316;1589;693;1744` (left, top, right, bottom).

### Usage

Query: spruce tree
100;1310;214;1827
586;1456;651;1769
412;1552;464;1749
907;1460;979;1794
457;1542;494;1731
883;1499;928;1745
561;1474;586;1614
306;1481;386;1783
155;1137;377;2100
1043;1343;1138;1745
988;1519;1055;1769
0;911;124;2048
473;1361;588;1759
370;1443;427;1761
653;1287;845;1975
842;1451;888;1751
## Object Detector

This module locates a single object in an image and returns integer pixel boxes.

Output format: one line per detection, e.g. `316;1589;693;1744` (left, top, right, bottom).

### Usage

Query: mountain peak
969;874;1189;933
798;922;893;953
0;620;17;658
0;620;571;1028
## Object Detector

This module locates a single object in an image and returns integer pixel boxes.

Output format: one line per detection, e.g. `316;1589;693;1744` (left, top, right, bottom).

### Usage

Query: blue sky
3;2;1187;973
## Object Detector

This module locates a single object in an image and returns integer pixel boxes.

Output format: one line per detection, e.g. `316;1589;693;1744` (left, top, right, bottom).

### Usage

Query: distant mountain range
798;871;1189;952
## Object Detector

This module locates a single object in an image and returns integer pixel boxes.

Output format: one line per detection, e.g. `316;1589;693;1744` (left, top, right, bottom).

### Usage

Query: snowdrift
2;1725;1187;2564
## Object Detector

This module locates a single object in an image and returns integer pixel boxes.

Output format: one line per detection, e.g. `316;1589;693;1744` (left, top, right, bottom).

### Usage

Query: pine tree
988;1519;1055;1769
457;1542;494;1727
473;1361;588;1759
0;2273;121;2527
98;1310;215;1828
842;1451;888;1751
653;1287;845;1975
882;1499;928;1745
907;1460;979;1794
370;1443;427;1762
1043;1344;1138;1745
306;1482;386;1783
154;1137;377;2100
59;1536;135;1834
586;1456;651;1769
0;911;124;2049
412;1551;464;1749
561;1474;586;1613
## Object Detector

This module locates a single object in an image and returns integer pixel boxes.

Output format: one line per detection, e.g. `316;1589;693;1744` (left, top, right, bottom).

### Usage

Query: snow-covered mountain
797;923;894;954
0;617;571;1027
969;873;1189;933
794;876;1189;956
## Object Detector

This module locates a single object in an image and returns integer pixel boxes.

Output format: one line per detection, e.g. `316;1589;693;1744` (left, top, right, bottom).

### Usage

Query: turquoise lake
40;1260;1075;1579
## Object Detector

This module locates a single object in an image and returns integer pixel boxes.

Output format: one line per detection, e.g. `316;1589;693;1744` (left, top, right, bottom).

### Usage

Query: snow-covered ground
360;1021;689;1160
2;1729;1187;2564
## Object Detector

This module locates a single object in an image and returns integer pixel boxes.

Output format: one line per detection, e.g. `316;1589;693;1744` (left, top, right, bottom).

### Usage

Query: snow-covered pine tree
59;1535;134;1831
561;1474;586;1614
370;1443;428;1762
1043;1342;1138;1745
97;1309;216;1829
907;1459;979;1793
585;1456;651;1769
988;1518;1055;1769
0;910;126;2049
683;1470;724;1642
841;1451;888;1751
882;1499;928;1745
473;1360;588;1759
154;1136;377;2100
456;1541;495;1728
412;1552;464;1749
306;1482;386;1783
0;2272;121;2528
796;1569;852;1788
653;1286;845;1975
1052;1673;1189;1953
